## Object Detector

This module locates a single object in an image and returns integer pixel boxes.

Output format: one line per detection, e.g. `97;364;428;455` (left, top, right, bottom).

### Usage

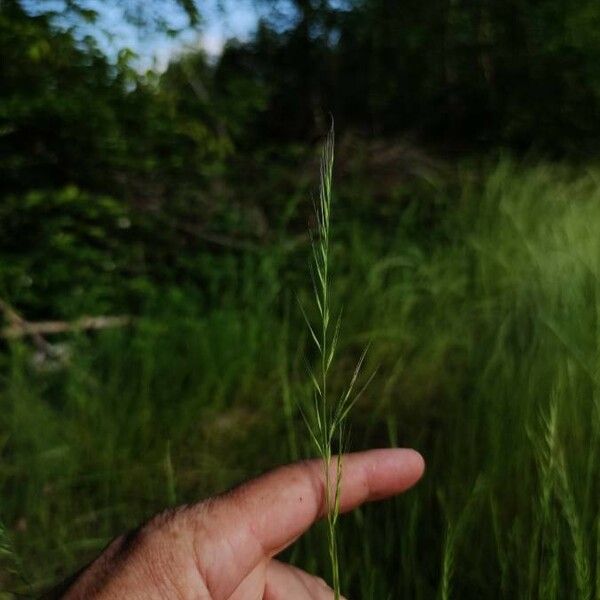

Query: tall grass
0;158;599;597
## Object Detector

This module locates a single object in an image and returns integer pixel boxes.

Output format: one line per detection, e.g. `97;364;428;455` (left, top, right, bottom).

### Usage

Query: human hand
57;449;424;599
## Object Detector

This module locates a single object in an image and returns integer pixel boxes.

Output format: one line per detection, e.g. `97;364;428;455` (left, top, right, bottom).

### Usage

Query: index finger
192;448;424;598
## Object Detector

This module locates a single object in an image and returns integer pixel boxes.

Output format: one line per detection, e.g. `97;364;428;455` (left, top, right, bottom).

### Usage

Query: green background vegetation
1;0;600;597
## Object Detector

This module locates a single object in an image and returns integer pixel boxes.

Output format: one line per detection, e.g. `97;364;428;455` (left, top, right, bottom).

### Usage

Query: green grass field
1;158;599;598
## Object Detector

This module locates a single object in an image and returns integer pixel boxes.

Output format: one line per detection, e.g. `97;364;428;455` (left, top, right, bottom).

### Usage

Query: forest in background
2;1;600;597
3;0;600;320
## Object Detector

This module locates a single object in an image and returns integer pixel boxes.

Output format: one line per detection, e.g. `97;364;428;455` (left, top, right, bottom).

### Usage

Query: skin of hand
54;448;425;600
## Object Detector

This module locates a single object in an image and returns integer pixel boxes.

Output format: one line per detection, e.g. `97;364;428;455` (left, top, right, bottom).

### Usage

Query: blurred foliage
3;0;600;319
0;187;134;316
1;1;600;596
1;161;600;597
0;2;238;198
0;1;270;317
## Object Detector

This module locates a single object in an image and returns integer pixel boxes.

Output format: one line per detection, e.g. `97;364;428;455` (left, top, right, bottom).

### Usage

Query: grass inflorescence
299;125;372;599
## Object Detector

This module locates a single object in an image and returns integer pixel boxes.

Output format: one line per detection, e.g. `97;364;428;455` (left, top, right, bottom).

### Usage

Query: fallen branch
1;315;132;339
0;298;54;353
